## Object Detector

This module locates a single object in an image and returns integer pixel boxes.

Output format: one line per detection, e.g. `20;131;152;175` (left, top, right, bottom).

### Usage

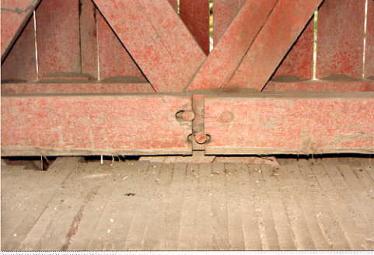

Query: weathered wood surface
187;0;278;91
204;93;374;154
96;12;146;81
2;95;193;156
274;21;314;80
228;0;323;91
1;82;154;95
3;81;373;95
366;0;374;79
1;18;37;81
213;0;244;45
179;0;210;54
317;0;366;79
265;80;374;92
1;0;39;59
79;0;98;79
2;158;374;250
35;0;81;77
93;0;205;92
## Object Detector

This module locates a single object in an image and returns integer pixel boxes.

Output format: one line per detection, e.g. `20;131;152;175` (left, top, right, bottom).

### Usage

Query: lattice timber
1;0;374;156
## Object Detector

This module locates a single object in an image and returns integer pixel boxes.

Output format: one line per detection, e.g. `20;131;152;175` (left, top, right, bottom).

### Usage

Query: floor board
2;157;374;250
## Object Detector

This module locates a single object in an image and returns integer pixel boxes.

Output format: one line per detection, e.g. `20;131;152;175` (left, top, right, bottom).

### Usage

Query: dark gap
82;155;140;163
2;156;57;171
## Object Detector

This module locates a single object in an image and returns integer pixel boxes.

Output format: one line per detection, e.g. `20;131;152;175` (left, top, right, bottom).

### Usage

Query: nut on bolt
176;110;195;122
194;132;210;144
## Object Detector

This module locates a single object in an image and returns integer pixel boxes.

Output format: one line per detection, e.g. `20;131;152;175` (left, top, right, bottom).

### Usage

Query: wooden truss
1;0;373;156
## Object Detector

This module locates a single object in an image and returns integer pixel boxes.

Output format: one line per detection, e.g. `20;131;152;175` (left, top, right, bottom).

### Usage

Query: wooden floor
1;157;374;251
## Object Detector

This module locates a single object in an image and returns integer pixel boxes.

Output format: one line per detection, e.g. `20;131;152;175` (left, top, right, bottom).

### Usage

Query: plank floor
1;157;374;251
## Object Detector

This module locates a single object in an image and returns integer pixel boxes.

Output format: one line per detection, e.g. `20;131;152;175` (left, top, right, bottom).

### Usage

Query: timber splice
1;0;373;156
2;92;373;156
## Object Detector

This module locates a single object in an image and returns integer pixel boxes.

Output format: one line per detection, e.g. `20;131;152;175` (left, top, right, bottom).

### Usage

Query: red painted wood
36;0;81;77
274;20;314;80
1;0;39;58
187;0;278;91
93;0;205;92
96;12;146;82
167;0;178;12
213;0;244;45
366;0;374;79
2;95;193;156
264;80;374;92
228;0;323;91
317;0;366;79
180;0;210;54
204;94;374;154
1;18;37;81
80;0;98;79
2;82;154;94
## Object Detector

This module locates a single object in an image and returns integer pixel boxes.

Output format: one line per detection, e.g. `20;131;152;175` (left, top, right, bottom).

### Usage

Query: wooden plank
80;0;98;79
1;0;39;59
228;0;323;91
96;11;146;81
35;0;81;77
317;0;366;79
264;80;374;92
274;20;314;80
1;95;193;156
187;0;278;91
204;93;374;154
1;17;37;81
1;82;154;95
1;157;79;250
93;0;205;92
180;0;210;54
366;0;374;79
213;0;244;45
167;0;178;12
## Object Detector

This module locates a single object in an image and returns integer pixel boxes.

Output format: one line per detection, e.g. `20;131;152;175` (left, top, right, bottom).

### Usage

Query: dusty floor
1;157;374;251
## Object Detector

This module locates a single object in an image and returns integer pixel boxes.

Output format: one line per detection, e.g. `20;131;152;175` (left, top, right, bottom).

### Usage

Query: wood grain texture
1;0;39;58
179;0;210;54
79;0;98;79
187;0;278;91
2;159;374;250
36;0;81;77
2;95;193;156
274;20;314;80
228;0;323;91
264;80;374;92
96;11;146;81
213;0;245;45
2;82;154;95
93;0;205;92
317;0;366;79
204;93;374;154
366;0;374;79
1;18;37;81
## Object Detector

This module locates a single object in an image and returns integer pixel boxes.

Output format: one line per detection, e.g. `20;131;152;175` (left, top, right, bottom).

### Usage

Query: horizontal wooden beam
204;93;374;154
3;81;373;95
2;82;155;95
2;95;193;156
265;80;374;92
1;0;40;59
